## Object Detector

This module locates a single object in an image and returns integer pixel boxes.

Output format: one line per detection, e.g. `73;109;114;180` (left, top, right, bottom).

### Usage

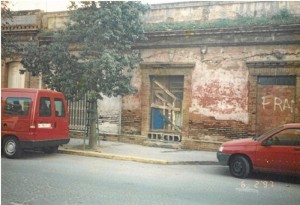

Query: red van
217;123;300;178
1;88;70;158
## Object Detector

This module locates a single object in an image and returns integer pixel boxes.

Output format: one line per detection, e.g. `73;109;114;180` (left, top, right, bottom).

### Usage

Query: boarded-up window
256;76;296;134
150;76;183;132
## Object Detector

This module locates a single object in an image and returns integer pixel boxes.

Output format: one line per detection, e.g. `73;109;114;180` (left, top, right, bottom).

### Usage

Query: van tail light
30;125;36;129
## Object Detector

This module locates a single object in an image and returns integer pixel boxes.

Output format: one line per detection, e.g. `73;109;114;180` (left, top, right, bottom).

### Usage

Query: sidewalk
58;138;219;165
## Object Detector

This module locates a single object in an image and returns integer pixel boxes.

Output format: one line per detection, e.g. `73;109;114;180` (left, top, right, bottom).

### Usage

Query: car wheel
3;136;23;159
43;146;58;154
229;155;251;178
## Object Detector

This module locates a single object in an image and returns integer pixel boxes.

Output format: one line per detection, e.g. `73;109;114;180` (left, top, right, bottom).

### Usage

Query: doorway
149;76;183;133
8;62;25;88
256;76;296;134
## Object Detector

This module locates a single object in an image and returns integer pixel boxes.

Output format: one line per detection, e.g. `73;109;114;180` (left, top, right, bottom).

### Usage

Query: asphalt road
1;151;300;205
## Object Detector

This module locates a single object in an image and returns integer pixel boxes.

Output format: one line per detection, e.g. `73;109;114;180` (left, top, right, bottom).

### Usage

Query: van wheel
43;146;58;154
3;137;23;159
229;155;251;178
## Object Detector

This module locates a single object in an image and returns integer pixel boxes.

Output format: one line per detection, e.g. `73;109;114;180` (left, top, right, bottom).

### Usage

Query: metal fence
68;95;121;135
68;95;88;132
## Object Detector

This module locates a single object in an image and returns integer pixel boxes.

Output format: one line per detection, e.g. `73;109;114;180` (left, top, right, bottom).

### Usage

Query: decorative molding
140;62;195;69
135;24;300;49
1;25;39;32
246;61;300;68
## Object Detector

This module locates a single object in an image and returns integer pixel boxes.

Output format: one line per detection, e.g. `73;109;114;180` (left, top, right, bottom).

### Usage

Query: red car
217;123;300;178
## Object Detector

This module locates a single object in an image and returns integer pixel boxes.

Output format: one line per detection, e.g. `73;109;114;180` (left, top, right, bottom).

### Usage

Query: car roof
1;88;59;94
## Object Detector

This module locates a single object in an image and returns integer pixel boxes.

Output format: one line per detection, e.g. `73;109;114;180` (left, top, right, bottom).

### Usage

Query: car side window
39;97;51;117
4;97;31;116
268;128;300;146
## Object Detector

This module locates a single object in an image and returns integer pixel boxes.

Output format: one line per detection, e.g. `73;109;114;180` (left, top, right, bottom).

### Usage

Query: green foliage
22;1;149;101
21;42;83;99
145;9;300;32
1;1;22;58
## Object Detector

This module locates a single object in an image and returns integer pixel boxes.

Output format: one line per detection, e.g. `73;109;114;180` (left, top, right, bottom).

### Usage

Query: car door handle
294;147;300;151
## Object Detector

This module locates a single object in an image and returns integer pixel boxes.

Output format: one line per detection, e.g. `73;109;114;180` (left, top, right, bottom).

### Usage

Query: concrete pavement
58;138;219;165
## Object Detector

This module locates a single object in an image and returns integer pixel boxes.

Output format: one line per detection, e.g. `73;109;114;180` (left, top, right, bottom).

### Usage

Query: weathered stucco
146;1;300;24
98;95;121;134
122;69;142;110
141;47;249;124
191;68;248;123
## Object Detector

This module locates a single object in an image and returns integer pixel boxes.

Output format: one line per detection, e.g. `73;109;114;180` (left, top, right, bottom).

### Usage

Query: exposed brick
121;109;142;135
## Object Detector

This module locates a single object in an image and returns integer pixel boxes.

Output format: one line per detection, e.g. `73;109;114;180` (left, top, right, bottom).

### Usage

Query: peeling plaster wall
138;44;300;142
98;95;121;134
122;69;142;110
141;47;249;123
121;69;143;134
191;63;248;124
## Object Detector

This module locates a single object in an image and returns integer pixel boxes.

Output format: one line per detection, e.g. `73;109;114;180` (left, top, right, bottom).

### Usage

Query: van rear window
39;97;51;117
4;97;31;116
54;98;66;117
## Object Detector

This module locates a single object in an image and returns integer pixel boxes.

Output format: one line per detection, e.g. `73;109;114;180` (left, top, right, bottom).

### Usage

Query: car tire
229;155;251;178
3;136;23;159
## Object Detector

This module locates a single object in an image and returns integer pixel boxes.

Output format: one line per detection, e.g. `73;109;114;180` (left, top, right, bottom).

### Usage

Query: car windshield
253;125;284;141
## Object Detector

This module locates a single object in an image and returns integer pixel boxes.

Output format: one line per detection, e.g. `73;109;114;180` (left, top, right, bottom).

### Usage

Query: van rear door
34;91;69;141
35;95;55;141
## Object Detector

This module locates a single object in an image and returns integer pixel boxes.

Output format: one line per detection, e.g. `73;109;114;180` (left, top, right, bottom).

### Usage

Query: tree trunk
88;100;97;149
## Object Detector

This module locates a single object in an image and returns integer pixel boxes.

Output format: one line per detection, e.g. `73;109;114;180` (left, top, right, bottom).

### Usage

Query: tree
21;1;149;148
1;1;21;58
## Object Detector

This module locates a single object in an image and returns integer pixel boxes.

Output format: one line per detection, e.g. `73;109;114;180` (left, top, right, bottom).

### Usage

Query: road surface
1;151;300;205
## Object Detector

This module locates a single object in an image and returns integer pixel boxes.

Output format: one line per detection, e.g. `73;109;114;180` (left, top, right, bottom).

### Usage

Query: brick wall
121;109;142;135
248;66;300;134
188;113;248;140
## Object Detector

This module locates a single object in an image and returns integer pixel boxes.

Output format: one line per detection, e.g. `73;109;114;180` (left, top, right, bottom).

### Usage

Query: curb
58;148;169;165
58;148;220;166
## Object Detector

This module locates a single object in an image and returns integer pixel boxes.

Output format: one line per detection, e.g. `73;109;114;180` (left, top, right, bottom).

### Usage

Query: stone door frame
140;62;195;140
247;61;300;135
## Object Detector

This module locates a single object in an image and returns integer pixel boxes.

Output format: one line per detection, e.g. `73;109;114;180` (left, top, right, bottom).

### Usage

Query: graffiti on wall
261;96;295;113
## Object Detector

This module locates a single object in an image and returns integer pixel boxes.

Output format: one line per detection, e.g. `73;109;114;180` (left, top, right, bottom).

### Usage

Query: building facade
2;1;300;150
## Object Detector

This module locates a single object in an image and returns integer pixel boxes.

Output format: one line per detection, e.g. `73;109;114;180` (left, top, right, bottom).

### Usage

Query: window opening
4;97;31;116
265;128;300;146
150;76;183;133
54;98;66;117
39;97;51;117
258;76;296;85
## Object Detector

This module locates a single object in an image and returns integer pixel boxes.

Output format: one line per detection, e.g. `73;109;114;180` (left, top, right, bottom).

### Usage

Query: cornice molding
135;24;300;49
246;60;300;68
140;62;195;69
